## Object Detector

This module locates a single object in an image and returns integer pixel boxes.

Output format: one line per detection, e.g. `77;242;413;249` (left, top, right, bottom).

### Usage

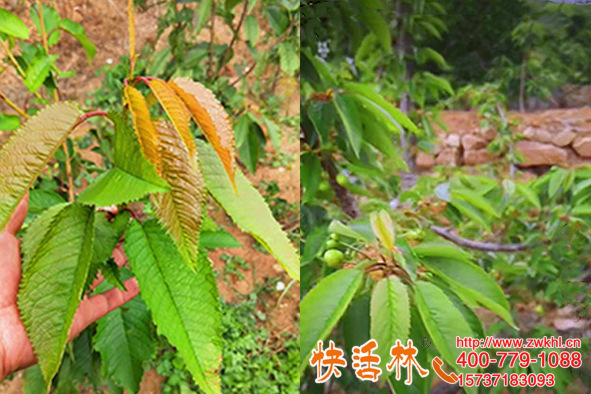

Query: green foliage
94;297;156;393
198;140;300;280
124;220;222;394
78;112;169;206
18;203;95;387
370;277;410;378
300;268;364;369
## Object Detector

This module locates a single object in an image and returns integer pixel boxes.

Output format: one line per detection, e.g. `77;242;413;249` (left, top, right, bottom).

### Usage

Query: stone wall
416;108;591;170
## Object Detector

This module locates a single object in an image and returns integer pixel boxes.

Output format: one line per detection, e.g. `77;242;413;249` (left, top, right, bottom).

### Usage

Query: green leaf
196;0;213;34
334;94;362;157
85;211;131;292
199;231;242;249
198;140;299;280
343;82;418;135
515;183;540;209
548;168;566;199
0;102;82;232
0;113;20;131
147;47;172;76
235;115;266;174
328;220;369;242
359;3;390;53
300;268;364;370
24;55;58;92
78;112;169;206
449;199;491;232
420;257;515;328
278;41;299;75
451;188;499;218
28;189;66;215
124;220;222;394
267;5;288;34
0;8;30;39
18;203;95;387
95;297;156;392
244;15;259;44
572;205;591;216
414;281;474;374
262;115;281;151
412;242;473;263
370;277;410;379
30;4;60;38
59;19;97;61
23;365;45;394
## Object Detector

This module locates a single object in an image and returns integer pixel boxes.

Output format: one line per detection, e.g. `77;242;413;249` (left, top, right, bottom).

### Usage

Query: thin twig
37;0;49;53
214;0;248;79
229;60;257;87
0;90;29;118
63;141;74;202
431;225;529;252
207;0;216;78
0;40;44;100
37;0;60;102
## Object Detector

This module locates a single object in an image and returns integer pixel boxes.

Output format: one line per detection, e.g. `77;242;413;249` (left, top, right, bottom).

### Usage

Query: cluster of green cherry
322;232;358;268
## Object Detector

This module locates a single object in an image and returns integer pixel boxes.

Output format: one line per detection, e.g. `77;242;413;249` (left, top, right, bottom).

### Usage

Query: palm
0;196;140;381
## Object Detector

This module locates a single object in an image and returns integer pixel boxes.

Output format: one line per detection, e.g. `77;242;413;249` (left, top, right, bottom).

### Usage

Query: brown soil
0;1;299;393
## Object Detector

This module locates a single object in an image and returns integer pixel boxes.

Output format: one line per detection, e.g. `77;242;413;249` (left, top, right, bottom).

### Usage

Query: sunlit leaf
0;102;82;232
0;8;30;39
170;78;236;189
198;140;299;280
148;79;195;156
124;86;160;169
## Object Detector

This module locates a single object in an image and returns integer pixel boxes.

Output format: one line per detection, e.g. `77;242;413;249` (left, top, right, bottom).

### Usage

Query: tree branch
431;226;529;252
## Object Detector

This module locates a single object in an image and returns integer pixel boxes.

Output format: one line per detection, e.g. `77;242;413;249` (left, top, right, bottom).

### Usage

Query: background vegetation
301;0;591;392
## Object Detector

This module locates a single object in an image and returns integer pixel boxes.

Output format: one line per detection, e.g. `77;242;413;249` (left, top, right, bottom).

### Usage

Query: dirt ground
0;1;299;392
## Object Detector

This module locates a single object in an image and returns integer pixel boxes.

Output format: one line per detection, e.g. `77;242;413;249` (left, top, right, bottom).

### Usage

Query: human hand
0;195;140;381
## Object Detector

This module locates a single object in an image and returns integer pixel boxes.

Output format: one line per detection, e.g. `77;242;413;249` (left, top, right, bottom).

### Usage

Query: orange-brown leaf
149;79;195;157
124;86;160;170
152;119;205;269
168;78;236;189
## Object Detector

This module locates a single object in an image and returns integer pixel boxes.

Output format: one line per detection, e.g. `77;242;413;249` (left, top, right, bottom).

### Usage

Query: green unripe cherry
336;174;349;186
324;249;344;268
325;240;339;249
330;233;339;241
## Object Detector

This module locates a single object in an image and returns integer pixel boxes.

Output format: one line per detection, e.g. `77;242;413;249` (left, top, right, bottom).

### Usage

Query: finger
0;232;23;307
5;193;29;236
70;278;140;339
89;245;129;290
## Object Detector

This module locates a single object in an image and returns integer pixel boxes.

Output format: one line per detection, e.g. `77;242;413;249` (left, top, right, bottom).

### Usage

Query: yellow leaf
148;79;195;157
168;78;236;190
152;119;205;269
124;86;160;171
370;210;396;252
127;0;136;78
